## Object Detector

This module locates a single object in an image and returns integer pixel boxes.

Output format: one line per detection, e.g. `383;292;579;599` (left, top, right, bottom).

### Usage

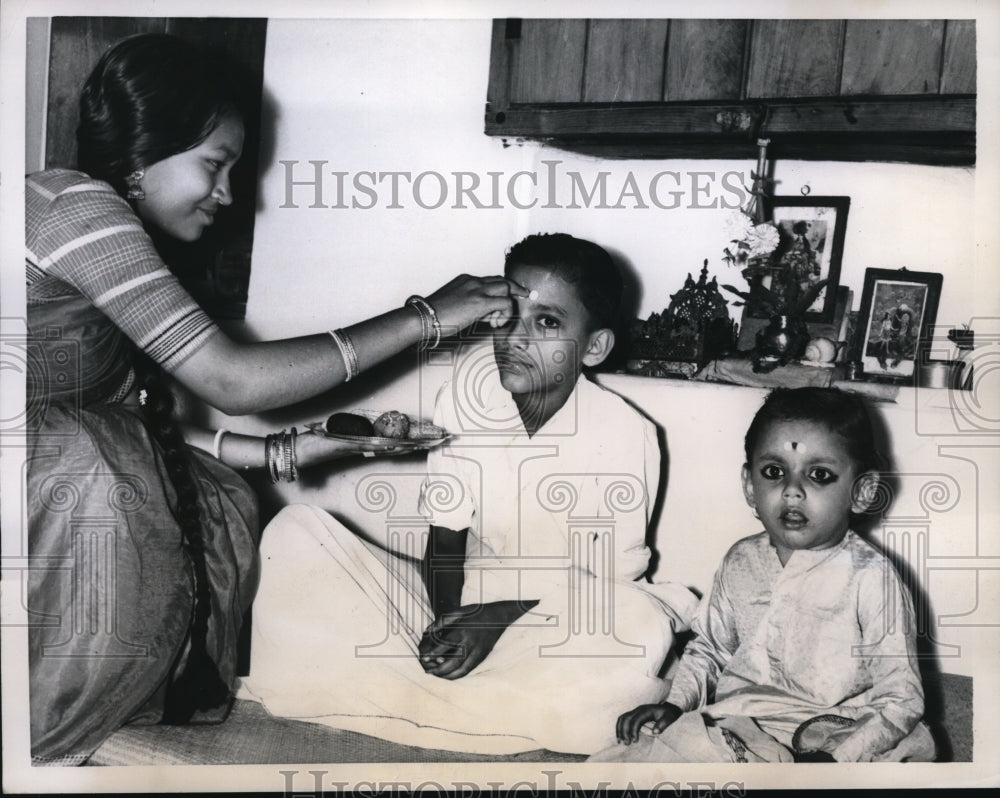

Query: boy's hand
418;604;507;680
616;702;683;744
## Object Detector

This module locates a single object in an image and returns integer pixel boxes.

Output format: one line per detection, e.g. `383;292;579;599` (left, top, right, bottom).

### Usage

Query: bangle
406;295;441;350
283;428;293;481
342;330;359;377
408;295;441;350
212;428;230;461
329;329;355;381
329;328;360;381
265;433;279;483
265;429;299;484
406;296;429;345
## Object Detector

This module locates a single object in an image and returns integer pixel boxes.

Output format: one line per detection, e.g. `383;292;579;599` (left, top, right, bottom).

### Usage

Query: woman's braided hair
132;355;230;722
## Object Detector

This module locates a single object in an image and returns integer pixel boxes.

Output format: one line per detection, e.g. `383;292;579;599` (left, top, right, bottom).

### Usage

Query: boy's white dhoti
241;359;697;754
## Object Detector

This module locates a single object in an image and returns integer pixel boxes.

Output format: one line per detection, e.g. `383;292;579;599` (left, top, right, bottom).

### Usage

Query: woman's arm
184;424;375;470
172;275;523;415
34;185;523;416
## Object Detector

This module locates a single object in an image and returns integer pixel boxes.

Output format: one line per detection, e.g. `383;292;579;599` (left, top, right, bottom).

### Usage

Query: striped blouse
26;169;219;373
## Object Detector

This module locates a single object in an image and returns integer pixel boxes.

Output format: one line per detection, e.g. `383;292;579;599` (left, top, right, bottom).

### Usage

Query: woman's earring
125;169;145;201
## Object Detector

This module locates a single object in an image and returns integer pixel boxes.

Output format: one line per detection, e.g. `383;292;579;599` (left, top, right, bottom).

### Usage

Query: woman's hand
295;428;417;465
426;274;528;333
184;424;425;471
616;702;684;744
417;602;513;680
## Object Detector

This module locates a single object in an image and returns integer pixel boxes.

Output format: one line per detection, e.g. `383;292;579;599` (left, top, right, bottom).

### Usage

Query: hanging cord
133;354;231;724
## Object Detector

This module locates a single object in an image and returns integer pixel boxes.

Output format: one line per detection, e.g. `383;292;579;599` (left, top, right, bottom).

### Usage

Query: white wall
246;19;524;340
516;153;977;329
238;19;996;678
248;19;979;341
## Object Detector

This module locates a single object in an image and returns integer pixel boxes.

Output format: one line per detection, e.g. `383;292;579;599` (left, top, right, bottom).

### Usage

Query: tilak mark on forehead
783;441;806;452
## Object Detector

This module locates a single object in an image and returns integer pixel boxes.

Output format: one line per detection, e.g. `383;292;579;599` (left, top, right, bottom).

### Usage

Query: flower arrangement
720;139;826;320
722;215;827;318
721;211;780;270
720;204;824;319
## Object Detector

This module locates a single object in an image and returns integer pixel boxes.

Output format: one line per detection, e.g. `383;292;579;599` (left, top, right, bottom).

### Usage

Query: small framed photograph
856;268;943;381
766;195;850;323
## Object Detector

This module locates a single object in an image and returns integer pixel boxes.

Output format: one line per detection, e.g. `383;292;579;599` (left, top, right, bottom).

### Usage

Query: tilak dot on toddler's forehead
783;441;806;452
528;290;539;301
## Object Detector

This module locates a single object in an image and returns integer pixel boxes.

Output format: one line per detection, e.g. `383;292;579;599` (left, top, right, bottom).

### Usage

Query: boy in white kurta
241;234;696;754
593;387;935;763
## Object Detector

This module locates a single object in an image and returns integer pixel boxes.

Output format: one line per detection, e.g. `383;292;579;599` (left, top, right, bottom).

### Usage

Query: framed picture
766;195;850;323
856;268;943;381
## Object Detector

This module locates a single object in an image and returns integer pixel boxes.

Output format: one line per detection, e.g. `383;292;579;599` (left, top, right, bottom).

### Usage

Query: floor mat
87;699;585;765
87;673;972;765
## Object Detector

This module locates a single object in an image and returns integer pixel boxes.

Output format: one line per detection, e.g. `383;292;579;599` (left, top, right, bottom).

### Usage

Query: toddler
592;387;935;763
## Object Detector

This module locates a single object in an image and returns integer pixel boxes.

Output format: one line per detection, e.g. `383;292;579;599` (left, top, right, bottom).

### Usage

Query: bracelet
212;428;230;461
341;330;359;378
329;328;360;381
283;428;293;481
406;297;429;346
265;433;279;483
265;429;299;484
409;296;441;350
406;295;441;350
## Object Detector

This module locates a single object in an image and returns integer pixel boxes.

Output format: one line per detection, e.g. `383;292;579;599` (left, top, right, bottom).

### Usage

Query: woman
26;32;522;764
